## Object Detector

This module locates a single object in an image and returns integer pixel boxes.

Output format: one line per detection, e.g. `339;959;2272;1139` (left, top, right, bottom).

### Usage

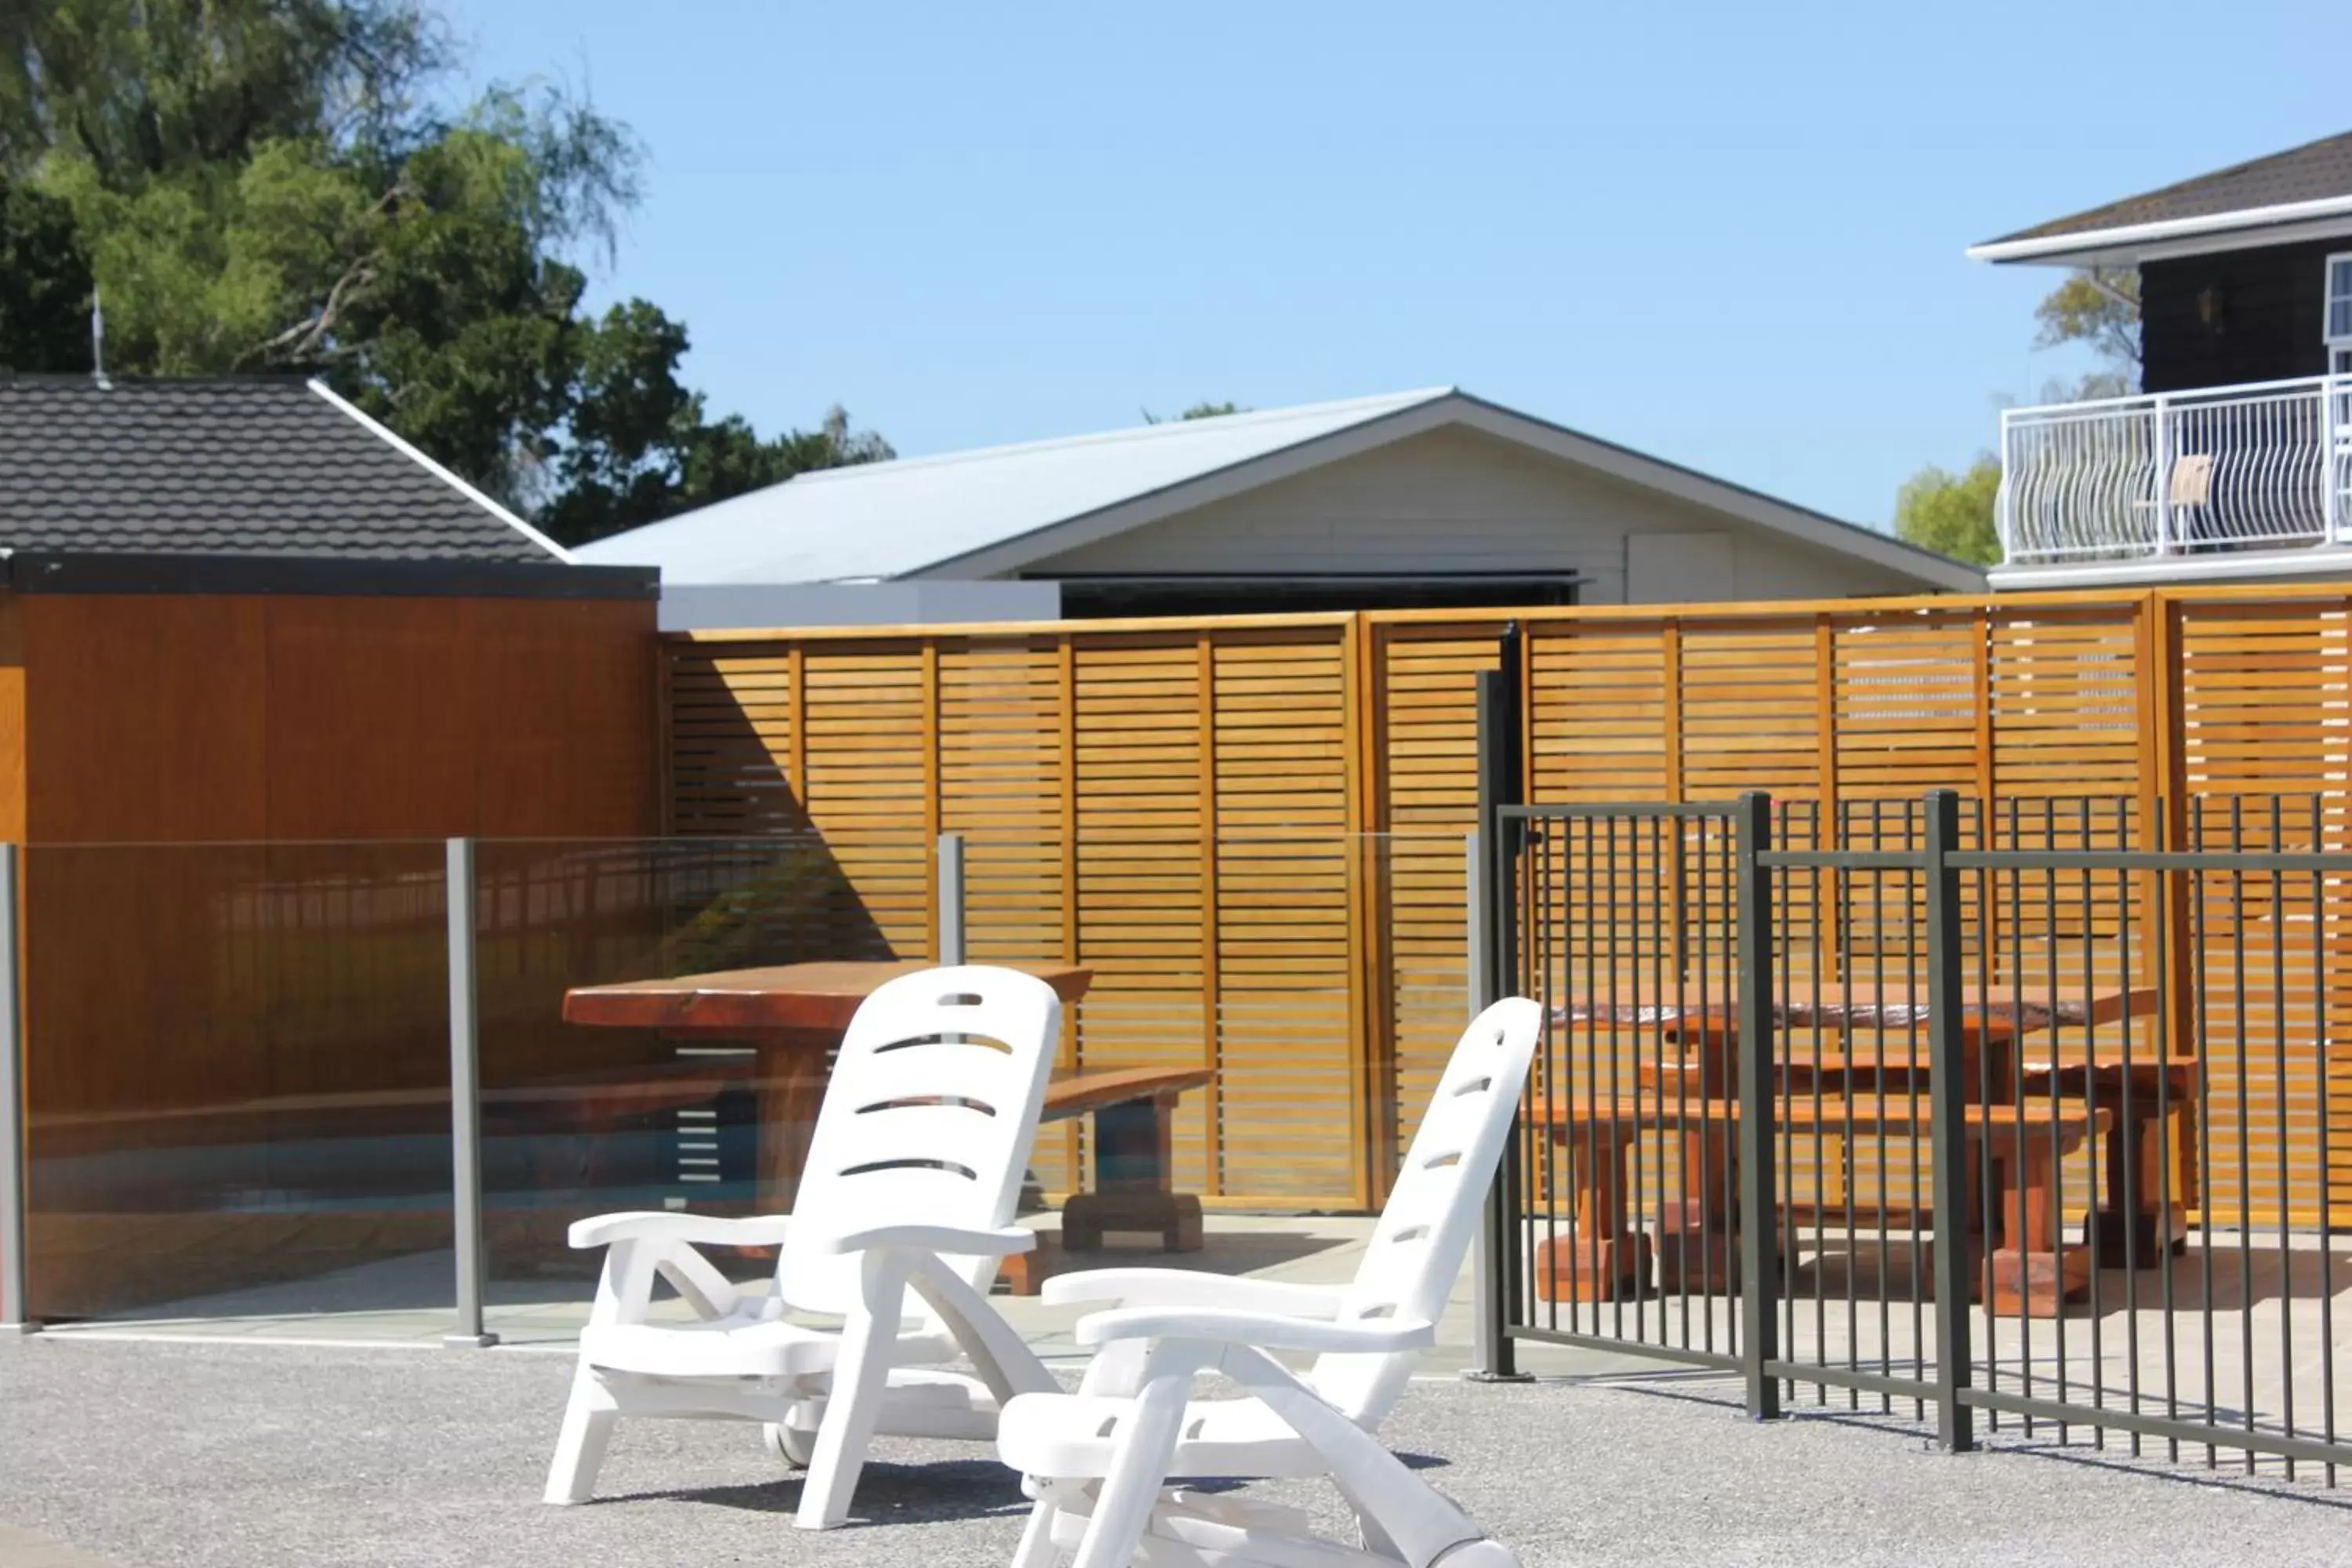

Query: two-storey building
1974;131;2352;586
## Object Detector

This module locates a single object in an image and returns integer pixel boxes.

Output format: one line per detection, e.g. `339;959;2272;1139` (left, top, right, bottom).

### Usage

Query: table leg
750;1034;834;1211
1061;1094;1204;1251
1011;1092;1203;1297
1656;1122;1737;1294
1534;1123;1650;1302
1985;1132;2092;1318
2086;1091;2187;1263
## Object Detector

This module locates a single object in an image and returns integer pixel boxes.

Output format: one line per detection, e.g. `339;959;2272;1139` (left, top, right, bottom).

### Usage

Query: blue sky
447;1;2339;528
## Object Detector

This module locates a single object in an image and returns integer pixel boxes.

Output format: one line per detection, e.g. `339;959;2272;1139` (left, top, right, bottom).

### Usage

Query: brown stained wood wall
666;586;2352;1218
16;592;665;1316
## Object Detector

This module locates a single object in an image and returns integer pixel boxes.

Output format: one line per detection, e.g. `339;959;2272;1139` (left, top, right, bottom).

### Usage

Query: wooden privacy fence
661;586;2352;1218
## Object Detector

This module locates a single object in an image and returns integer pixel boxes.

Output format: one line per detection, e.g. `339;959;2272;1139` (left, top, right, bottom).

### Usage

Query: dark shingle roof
1983;130;2352;248
0;377;558;562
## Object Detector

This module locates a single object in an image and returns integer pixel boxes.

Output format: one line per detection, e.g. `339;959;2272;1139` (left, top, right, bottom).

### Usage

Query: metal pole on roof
0;844;35;1335
445;837;498;1349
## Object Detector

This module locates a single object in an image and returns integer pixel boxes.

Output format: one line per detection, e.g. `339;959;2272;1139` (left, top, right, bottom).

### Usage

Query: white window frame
2326;250;2352;373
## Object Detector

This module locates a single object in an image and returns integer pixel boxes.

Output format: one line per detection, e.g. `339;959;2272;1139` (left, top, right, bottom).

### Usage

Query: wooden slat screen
2174;595;2352;1225
667;587;2352;1221
664;617;1367;1209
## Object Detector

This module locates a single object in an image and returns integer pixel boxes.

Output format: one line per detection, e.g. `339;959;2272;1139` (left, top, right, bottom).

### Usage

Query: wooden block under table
996;1232;1062;1297
1533;1231;1653;1302
1653;1197;1740;1296
1061;1188;1205;1254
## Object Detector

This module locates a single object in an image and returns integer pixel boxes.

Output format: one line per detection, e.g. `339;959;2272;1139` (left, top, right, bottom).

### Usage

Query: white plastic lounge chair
544;964;1064;1530
996;996;1541;1568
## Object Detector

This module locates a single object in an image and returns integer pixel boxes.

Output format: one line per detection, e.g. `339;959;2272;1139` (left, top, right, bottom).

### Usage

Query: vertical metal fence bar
445;837;497;1350
1922;789;1973;1451
1735;790;1780;1421
0;844;31;1336
1465;827;1510;1381
938;831;967;966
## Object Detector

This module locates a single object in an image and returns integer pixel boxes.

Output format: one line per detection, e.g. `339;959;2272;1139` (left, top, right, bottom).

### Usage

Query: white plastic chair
544;964;1064;1530
996;996;1542;1568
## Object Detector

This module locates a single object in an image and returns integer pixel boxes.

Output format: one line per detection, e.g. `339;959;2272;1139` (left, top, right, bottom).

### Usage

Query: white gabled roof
576;387;1982;593
575;389;1451;583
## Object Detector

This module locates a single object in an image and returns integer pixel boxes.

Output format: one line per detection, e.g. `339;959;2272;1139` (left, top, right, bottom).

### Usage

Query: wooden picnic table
561;960;1213;1294
1551;978;2169;1312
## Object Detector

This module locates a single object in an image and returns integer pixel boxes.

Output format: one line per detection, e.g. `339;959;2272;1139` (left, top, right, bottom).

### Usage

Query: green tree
1893;455;2002;565
0;179;93;368
2034;264;2140;399
535;298;892;546
0;2;884;542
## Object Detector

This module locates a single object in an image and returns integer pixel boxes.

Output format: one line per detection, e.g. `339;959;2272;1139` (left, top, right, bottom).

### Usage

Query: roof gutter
0;552;659;600
1966;192;2352;263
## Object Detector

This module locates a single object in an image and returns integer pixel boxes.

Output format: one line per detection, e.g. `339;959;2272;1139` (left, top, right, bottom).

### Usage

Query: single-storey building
0;375;666;1322
578;387;1982;625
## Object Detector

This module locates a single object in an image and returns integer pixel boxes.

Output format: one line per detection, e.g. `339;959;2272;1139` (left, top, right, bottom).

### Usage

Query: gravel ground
2;1336;2349;1567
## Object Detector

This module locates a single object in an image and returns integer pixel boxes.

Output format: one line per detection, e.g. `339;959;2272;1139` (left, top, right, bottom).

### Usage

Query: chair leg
543;1364;619;1505
1244;1362;1515;1568
793;1254;908;1530
1069;1364;1192;1568
1011;1492;1064;1568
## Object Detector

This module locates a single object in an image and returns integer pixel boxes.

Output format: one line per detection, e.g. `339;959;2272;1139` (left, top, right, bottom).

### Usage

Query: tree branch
240;256;375;367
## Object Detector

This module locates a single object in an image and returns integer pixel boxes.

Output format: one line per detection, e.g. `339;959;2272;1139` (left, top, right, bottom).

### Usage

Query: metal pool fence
1475;787;2351;1483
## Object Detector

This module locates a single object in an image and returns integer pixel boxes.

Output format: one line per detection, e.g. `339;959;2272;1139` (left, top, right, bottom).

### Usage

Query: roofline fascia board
1986;550;2352;590
909;393;1983;593
1967;194;2352;264
0;551;657;599
1967;214;2352;270
903;394;1462;579
304;378;579;563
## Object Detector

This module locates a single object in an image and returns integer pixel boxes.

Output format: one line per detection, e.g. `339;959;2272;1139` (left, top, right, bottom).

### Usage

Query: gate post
1734;792;1780;1420
1465;667;1530;1382
1922;789;1975;1450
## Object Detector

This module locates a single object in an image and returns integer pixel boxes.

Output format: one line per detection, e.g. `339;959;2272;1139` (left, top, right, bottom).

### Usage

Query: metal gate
1474;784;2352;1483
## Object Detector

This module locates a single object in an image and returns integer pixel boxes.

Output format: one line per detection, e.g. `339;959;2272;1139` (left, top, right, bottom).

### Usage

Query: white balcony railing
1997;373;2352;566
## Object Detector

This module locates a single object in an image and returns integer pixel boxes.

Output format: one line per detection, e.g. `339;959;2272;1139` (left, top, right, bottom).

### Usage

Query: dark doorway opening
1047;573;1581;619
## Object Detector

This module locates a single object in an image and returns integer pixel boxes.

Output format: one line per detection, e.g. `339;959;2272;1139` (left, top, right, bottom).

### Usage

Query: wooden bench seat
1526;1094;2110;1316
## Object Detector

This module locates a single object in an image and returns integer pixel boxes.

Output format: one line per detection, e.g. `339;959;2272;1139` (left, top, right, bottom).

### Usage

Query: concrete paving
5;1335;2351;1568
47;1214;2352;1440
38;1214;1617;1377
0;1523;128;1567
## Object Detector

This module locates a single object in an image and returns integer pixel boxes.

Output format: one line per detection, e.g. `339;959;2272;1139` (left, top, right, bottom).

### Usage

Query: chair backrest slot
855;1095;999;1117
839;1156;980;1181
873;1031;1013;1055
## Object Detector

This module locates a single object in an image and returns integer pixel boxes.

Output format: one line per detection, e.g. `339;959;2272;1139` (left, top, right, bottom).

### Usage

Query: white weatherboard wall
1024;426;1922;604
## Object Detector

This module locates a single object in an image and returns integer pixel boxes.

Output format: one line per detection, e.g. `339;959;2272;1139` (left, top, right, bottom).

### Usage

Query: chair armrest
568;1211;795;1250
825;1224;1037;1257
1074;1305;1436;1356
1042;1268;1345;1319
